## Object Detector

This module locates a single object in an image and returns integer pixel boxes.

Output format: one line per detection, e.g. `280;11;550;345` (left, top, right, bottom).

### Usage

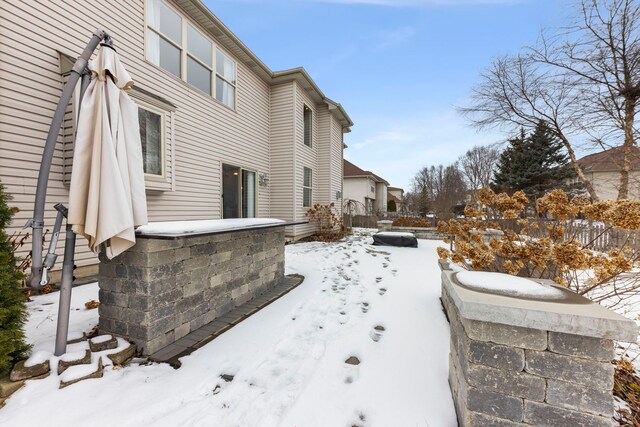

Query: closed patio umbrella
68;45;148;259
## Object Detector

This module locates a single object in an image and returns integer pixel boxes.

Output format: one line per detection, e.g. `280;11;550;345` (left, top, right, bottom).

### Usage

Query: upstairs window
146;0;182;78
216;48;236;109
303;167;313;207
146;0;237;109
303;105;312;147
187;24;213;94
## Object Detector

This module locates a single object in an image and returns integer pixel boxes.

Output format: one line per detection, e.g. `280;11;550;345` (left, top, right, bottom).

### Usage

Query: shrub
392;217;435;228
437;188;640;302
0;182;29;376
306;203;345;242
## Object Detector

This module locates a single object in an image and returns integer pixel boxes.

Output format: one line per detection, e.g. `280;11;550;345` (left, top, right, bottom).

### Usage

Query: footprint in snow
375;277;382;283
360;302;369;313
378;288;387;296
370;325;386;342
338;311;349;324
382;263;388;268
344;356;361;384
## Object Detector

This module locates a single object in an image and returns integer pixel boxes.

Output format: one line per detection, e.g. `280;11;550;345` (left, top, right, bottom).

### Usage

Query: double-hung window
146;0;182;78
186;24;213;94
303;167;313;208
216;49;236;109
138;106;164;177
146;0;237;109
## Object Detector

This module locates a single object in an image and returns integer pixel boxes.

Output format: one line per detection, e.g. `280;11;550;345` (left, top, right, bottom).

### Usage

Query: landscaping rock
57;349;92;375
10;359;50;381
0;377;24;398
89;335;118;352
107;343;136;365
59;359;104;389
345;356;360;366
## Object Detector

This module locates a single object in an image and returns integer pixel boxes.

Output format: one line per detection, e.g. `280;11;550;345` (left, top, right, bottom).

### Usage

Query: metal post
54;223;76;356
29;29;108;289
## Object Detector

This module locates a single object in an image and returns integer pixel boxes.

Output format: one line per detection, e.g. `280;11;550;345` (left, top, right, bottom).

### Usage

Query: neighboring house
343;160;389;214
575;146;640;200
0;0;352;276
387;186;405;211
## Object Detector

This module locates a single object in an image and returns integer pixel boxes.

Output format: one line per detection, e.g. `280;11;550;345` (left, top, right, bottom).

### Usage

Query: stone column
441;266;637;426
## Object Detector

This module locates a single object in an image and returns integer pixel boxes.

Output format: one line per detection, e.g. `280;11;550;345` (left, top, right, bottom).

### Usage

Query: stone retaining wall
98;226;285;355
377;221;446;239
441;264;637;426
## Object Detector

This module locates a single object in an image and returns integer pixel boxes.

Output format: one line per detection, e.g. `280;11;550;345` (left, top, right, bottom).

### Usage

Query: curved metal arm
29;29;110;289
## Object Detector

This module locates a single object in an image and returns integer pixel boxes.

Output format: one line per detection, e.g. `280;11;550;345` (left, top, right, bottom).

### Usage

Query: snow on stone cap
375;232;416;238
455;271;565;299
136;218;285;236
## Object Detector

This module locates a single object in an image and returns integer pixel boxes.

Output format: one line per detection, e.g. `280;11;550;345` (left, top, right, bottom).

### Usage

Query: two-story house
0;0;352;278
343;160;388;214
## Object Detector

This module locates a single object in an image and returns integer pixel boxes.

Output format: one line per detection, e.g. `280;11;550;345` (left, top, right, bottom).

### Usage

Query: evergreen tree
0;182;28;376
493;121;576;200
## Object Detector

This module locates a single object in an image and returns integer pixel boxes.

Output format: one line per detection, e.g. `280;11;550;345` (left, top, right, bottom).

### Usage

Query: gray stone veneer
98;227;285;355
441;264;637;426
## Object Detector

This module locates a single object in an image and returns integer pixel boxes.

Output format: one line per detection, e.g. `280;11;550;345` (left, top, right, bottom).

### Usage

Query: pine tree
0;182;28;376
493;121;576;200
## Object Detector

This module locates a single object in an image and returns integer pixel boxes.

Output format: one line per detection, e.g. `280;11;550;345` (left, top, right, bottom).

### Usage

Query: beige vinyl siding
292;81;317;237
269;82;295;236
1;0;270;268
329;114;344;216
316;105;331;206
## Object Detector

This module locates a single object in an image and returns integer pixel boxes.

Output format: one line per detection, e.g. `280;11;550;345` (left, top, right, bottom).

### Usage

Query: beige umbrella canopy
68;46;148;259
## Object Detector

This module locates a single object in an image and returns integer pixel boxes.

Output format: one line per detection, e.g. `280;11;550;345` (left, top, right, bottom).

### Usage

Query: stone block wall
98;227;285;355
376;221;446;240
442;282;616;427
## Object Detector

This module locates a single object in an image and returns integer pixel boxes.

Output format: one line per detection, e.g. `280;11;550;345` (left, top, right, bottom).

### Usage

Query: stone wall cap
135;219;307;240
442;269;638;342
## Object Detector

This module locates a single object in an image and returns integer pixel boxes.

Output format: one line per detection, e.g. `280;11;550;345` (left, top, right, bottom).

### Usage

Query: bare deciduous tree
458;144;501;202
411;164;467;218
530;0;640;200
461;0;640;200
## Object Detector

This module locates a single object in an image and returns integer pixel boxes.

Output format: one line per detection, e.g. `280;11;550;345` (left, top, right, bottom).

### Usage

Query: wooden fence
344;214;379;229
569;223;640;253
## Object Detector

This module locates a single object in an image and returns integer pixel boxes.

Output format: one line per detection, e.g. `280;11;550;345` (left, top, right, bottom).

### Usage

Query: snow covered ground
0;229;456;427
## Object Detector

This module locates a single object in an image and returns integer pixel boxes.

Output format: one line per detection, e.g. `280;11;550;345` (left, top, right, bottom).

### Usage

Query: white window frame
145;0;237;109
303;167;313;208
137;102;166;179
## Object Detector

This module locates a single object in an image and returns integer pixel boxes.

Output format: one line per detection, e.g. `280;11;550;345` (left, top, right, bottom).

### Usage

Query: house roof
387;192;402;203
343;160;389;185
388;186;404;192
176;0;353;130
577;146;640;173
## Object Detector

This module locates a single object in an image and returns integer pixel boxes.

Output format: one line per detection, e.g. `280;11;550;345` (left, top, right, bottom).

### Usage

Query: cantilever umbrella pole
29;29;110;290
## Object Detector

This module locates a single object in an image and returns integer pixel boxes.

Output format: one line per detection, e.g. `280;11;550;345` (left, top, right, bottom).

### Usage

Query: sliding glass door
222;164;256;219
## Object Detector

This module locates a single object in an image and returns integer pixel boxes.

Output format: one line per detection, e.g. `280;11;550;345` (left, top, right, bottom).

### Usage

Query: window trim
303;166;313;208
145;0;237;110
137;101;167;180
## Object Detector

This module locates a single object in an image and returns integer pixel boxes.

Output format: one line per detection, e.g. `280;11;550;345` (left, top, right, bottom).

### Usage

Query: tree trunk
618;97;636;200
559;134;599;201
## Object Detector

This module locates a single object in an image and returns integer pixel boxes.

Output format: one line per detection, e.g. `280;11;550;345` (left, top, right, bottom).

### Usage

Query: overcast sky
204;0;570;191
